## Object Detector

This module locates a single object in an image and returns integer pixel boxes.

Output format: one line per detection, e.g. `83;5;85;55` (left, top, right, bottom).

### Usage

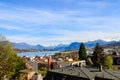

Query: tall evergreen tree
78;43;87;60
93;43;104;66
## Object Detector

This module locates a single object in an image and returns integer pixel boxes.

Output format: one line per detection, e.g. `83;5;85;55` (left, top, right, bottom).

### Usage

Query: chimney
78;72;81;76
99;63;103;72
79;63;82;68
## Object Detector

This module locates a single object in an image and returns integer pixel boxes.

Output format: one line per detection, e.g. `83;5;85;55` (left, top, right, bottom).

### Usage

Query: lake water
18;51;59;57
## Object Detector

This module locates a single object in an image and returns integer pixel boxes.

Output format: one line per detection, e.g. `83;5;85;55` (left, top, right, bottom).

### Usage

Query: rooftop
88;68;120;80
19;69;35;73
49;66;94;79
48;66;120;80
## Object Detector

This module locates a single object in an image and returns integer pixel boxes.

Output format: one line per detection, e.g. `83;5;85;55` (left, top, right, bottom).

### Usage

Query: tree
104;55;113;70
78;43;87;60
0;35;26;79
37;67;48;76
93;43;104;66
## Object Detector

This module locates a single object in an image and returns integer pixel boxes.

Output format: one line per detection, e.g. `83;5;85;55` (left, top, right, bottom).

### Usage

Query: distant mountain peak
12;39;120;50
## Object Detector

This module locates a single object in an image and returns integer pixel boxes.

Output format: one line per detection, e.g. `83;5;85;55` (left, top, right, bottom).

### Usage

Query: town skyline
0;0;120;46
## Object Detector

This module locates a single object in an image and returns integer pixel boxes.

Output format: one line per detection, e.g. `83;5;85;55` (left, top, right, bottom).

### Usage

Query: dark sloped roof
104;69;120;79
49;66;95;79
87;68;120;80
49;66;120;80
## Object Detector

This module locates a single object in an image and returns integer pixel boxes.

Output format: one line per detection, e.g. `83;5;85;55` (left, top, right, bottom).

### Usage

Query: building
44;66;120;80
29;61;39;70
19;69;35;80
111;51;120;70
112;55;120;70
52;60;86;69
19;69;43;80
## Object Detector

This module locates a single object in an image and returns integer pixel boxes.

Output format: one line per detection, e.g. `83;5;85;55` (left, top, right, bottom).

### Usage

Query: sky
0;0;120;46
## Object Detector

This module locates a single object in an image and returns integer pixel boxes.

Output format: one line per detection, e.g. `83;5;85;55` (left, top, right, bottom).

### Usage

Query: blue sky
0;0;120;46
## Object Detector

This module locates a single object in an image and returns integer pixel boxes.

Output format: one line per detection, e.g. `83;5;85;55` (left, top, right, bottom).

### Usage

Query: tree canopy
0;35;26;79
104;55;113;70
93;43;104;66
78;43;87;60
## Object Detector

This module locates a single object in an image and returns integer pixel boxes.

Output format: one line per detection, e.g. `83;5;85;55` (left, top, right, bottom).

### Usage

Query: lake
18;51;59;57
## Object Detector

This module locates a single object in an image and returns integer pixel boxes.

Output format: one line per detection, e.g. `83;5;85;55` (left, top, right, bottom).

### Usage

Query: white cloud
0;2;119;30
0;2;120;45
7;30;120;46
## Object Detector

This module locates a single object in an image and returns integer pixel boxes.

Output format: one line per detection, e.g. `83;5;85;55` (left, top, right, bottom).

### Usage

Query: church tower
48;55;53;69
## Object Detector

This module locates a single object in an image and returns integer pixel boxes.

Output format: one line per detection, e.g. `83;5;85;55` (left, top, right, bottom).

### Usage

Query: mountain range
12;39;120;51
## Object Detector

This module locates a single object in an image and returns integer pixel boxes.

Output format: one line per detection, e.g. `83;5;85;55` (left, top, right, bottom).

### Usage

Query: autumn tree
93;43;104;66
78;43;87;60
104;55;113;70
0;35;26;79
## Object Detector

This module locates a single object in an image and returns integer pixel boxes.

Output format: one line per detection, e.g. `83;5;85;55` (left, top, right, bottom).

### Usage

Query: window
117;59;120;65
